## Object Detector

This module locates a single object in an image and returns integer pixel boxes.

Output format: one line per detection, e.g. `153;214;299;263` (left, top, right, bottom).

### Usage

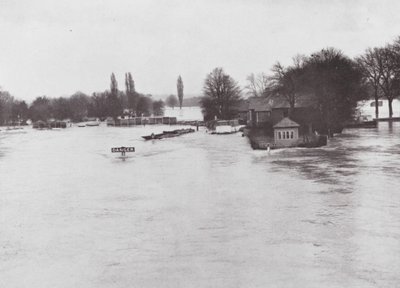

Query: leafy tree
0;89;14;125
110;73;118;96
11;100;29;123
29;96;52;121
303;48;364;135
152;99;165;116
107;73;122;120
89;92;108;119
69;92;90;122
136;94;152;116
166;94;178;109
199;96;219;121
177;75;184;109
125;72;137;112
106;92;122;120
200;67;241;120
51;97;71;120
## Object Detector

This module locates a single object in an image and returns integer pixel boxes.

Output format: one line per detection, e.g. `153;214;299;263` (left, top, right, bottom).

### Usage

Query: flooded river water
1;122;400;287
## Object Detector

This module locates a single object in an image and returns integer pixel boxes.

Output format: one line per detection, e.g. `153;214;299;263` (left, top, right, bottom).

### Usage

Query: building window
286;131;289;139
278;132;281;139
291;131;294;139
282;131;285;139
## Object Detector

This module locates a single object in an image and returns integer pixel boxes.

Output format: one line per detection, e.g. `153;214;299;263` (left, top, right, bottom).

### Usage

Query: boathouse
247;97;272;127
273;117;300;147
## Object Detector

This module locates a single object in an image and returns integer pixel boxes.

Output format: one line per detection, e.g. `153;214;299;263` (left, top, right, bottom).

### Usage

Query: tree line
3;36;400;128
201;49;364;135
0;73;185;125
201;36;400;135
356;37;400;118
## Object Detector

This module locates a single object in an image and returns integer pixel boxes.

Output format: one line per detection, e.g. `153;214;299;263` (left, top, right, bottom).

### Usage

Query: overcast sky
1;0;400;101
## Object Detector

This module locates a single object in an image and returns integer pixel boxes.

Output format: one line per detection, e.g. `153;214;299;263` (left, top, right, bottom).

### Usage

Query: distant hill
182;96;202;107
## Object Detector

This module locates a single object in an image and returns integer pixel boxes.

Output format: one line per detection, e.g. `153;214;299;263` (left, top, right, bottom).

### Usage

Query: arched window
286;131;289;139
282;131;285;139
291;131;294;139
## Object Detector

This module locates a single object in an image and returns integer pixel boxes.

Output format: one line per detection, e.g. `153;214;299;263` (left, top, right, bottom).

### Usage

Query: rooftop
248;97;272;111
248;94;318;111
273;117;300;128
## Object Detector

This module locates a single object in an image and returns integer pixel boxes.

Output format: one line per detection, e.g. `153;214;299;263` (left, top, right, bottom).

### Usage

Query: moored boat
86;120;101;126
208;119;242;134
142;128;195;140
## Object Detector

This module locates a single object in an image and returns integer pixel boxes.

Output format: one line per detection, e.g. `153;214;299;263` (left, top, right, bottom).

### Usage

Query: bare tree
201;67;241;120
356;48;383;119
245;73;268;97
376;45;400;118
268;59;306;116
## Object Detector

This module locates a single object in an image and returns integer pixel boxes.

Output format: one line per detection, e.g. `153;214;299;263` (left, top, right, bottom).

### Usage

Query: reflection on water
1;122;400;287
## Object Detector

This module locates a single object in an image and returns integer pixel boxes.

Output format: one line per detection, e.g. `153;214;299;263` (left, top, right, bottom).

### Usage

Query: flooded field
1;122;400;287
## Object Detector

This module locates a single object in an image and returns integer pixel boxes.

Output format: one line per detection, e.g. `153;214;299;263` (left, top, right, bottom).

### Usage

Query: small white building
273;117;300;147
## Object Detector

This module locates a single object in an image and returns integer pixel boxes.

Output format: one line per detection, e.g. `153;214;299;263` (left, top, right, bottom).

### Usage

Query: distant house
273;117;300;147
246;95;319;134
247;97;272;127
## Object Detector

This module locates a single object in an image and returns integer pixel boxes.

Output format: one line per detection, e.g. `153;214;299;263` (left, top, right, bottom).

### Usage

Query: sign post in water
111;146;135;156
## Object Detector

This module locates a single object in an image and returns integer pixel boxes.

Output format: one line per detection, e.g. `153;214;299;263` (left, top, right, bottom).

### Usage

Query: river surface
1;122;400;288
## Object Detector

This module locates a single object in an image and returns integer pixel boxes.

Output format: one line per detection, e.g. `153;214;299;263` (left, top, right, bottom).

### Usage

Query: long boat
208;119;243;135
142;128;195;140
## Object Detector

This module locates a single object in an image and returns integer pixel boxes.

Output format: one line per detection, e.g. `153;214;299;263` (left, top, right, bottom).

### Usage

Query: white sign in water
111;147;135;153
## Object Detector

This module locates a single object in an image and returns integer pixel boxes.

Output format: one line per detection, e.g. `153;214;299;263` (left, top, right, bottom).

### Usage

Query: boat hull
142;128;194;140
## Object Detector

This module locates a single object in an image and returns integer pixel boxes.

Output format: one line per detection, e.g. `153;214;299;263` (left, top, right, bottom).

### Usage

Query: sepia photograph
1;0;400;287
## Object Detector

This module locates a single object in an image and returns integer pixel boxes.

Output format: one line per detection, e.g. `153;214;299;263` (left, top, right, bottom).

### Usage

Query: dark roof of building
273;117;300;128
248;97;272;111
247;94;318;111
266;97;287;109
